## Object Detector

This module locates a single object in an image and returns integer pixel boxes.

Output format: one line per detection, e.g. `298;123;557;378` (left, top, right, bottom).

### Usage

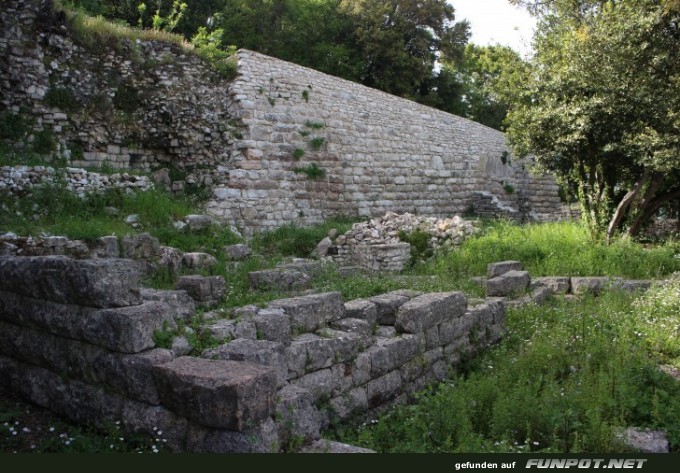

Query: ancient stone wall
1;0;566;236
0;255;506;452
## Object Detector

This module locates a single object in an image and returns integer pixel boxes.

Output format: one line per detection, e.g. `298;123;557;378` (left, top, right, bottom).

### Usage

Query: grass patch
252;217;356;258
293;163;326;180
332;291;680;452
44;86;80;113
417;220;679;280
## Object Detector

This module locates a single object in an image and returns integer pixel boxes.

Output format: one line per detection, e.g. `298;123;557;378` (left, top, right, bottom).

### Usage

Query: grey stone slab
154;357;277;431
0;256;141;307
343;299;377;326
486;270;531;297
368;291;411;325
571;277;616;295
200;318;257;342
252;307;292;345
186;418;279;453
395;292;467;334
141;288;195;322
366;370;402;407
487;261;522;278
203;338;287;387
224;244;252;261
532;277;571;294
275;385;325;448
269;292;345;332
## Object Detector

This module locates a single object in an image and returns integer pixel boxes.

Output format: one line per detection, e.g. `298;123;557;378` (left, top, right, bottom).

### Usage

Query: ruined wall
208;50;564;233
0;0;238;188
1;0;565;236
0;255;506;452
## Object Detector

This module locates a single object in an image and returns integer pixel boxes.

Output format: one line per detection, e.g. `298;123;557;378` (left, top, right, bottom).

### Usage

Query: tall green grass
332;290;680;452
418;221;679;280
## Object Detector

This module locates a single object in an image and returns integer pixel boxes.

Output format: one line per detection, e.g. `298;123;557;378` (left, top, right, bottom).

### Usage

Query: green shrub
44;86;80;113
292;148;305;160
398;229;433;262
32;129;56;155
112;84;141;114
293;163;326;180
309;137;326;150
0;112;30;141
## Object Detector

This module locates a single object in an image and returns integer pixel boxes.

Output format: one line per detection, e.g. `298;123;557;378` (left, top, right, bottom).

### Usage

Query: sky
449;0;537;57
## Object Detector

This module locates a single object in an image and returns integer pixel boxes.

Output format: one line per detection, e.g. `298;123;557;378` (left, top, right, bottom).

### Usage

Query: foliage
397;229;434;263
32;129;56;155
191;26;237;79
293;162;326;180
333;292;680;452
44;86;81;113
505;0;680;241
0;113;30;141
112;83;141;114
292;148;305;160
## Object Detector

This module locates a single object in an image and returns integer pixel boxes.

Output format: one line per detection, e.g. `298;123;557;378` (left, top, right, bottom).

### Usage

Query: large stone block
200;318;257;342
366;370;402;407
269;292;345;332
154;357;277;431
286;331;361;377
486;270;531;297
186;418;279;453
175;275;225;303
203;339;287;388
0;321;172;404
141;288;196;322
487;261;522;278
532;277;571;295
252;308;292;345
344;299;378;326
368;335;422;377
395;292;467;334
121;233;161;261
571;277;616;295
368;291;412;325
121;402;189;452
224;244;252;261
0;256;141;308
249;269;311;291
275;385;325;448
330;318;373;344
329;387;368;421
292;367;343;399
0;292;174;353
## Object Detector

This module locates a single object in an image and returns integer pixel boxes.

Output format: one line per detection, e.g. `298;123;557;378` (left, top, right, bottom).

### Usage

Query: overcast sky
449;0;537;57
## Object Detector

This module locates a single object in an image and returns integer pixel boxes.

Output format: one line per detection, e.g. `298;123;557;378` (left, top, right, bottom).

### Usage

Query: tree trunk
626;187;680;238
606;171;650;244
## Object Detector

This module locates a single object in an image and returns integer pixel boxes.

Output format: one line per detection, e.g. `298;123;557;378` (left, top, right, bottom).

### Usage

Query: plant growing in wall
503;182;515;194
309;137;325;150
44;86;81;113
293;163;326;180
501;150;511;166
292;148;305;160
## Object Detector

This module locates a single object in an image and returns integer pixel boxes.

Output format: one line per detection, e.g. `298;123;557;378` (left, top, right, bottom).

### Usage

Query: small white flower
49;427;55;432
157;431;162;435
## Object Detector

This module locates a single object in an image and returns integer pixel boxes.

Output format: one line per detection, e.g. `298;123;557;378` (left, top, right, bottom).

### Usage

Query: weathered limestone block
571;277;617;295
183;252;218;270
313;237;333;258
329;387;369;423
158;246;184;275
438;318;462;346
121;233;161;260
224;243;252;261
0;356;125;429
366;370;402;407
368;335;422;377
248;268;311;291
616;280;652;293
532;276;571;294
275;385;325;447
368;291;412;325
141;288;195;322
395;292;467;334
279;258;324;276
292;367;343;399
203;338;287;387
121;402;189;453
154;357;277;431
175;275;225;304
286;331;361;377
200;318;257;342
186;418;279;453
487;261;522;278
171;336;193;356
246;307;291;345
330;318;373;344
269;292;344;333
0;292;173;353
0;320;172;404
351;352;372;386
0;256;141;308
89;235;120;258
185;214;213;231
300;440;375;453
344;299;378;326
486;270;531;297
531;286;554;305
466;300;505;327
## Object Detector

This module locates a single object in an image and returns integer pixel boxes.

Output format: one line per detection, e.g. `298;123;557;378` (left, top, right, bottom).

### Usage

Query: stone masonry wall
207;50;564;233
2;0;565;236
0;255;506;452
0;0;238;184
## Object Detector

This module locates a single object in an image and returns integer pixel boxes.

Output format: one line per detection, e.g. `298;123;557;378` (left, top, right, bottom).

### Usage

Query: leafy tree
505;0;680;241
338;0;469;97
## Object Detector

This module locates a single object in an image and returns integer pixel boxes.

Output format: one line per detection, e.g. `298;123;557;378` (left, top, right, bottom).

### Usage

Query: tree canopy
506;0;680;240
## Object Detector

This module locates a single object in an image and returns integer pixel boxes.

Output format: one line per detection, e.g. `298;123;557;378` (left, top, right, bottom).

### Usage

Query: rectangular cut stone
366;370;402;407
0;320;172;404
571;277;616;295
487;261;522;278
343;299;377;326
202;338;287;388
486;270;531;297
269;292;344;332
395;292;467;334
532;277;571;294
252;308;291;344
368;291;411;325
154;357;276;431
0;256;141;307
0;291;173;353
